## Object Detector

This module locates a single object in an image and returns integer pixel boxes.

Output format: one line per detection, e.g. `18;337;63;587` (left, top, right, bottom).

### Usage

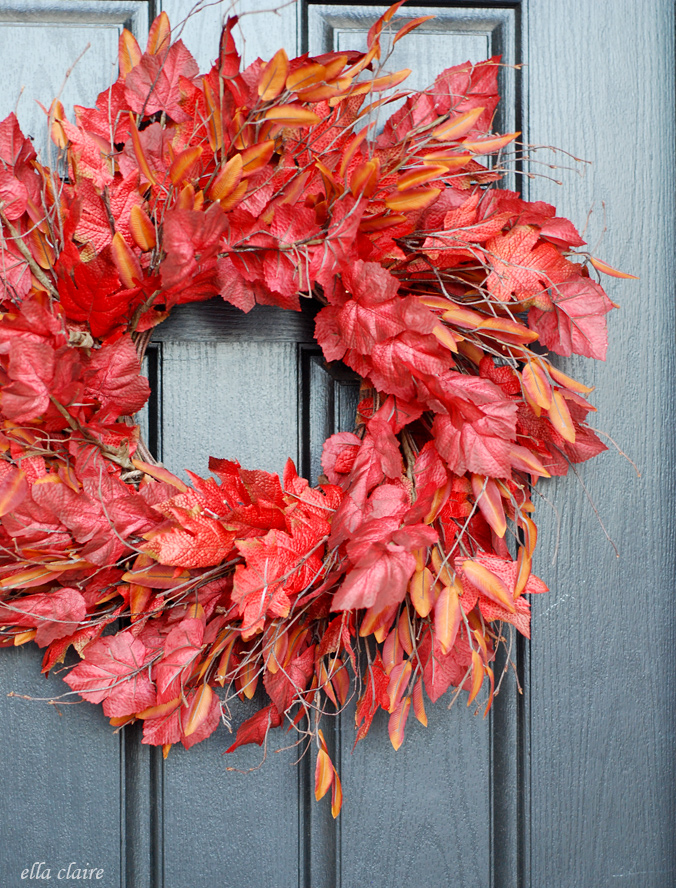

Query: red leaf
125;41;199;122
0;586;86;647
65;632;156;716
225;703;282;753
83;335;150;419
528;276;615;360
354;654;389;744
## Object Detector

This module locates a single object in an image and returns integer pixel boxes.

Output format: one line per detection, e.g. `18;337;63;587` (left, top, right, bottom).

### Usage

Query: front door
0;2;673;886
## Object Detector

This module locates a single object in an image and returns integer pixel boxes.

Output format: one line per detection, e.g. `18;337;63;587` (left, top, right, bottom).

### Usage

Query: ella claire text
21;862;103;880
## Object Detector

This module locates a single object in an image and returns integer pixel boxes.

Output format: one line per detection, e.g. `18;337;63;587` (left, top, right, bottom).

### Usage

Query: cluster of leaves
0;5;624;815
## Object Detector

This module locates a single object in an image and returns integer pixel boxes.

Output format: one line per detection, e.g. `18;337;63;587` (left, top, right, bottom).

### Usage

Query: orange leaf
146;12;170;55
359;212;407;233
258;48;289;101
388;696;411;750
477;316;539;343
462;560;516;613
431;323;460;354
385;187;440;212
548;363;595;395
332;662;350;707
412;676;427;727
483;666;495;717
422;151;474;170
434;581;463;655
208;154;243;201
111;232;141;288
430;547;454;586
169;145;203;187
514;547;532;598
184;685;213;737
548;389;576;443
238;657;259;700
129;205;156;251
119;29;142;77
432;106;485;142
128;113;156;186
590;256;638;279
508;445;551;479
522;361;553;409
350;158;380;197
0;567;57;589
220;180;247;211
397;610;413;656
264;104;321;126
315;747;334;800
387;659;412;713
467;649;484;706
318;660;339;707
518;515;538;558
409;567;435;618
202;78;223;151
393;15;435;44
13;630;37;646
471;474;507;538
331;769;343;818
350;69;411;97
397;164;448;191
239;140;275;176
137;698;181;720
463;132;520;155
287;62;327;93
214;636;237;686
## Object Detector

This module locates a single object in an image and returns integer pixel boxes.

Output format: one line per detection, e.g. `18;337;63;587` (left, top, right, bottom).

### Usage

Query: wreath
0;5;624;816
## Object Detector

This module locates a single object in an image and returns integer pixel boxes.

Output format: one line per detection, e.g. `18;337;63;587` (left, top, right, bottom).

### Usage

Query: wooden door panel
0;5;148;886
0;1;150;159
0;648;122;882
526;3;676;885
0;1;674;885
304;8;522;887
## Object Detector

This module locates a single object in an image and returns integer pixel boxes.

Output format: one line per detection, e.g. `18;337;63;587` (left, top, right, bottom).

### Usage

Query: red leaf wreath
0;6;623;816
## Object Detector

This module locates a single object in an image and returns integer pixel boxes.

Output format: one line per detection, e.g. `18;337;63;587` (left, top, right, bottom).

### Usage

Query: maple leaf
75;174;142;252
154;618;204;703
125;41;199;122
332;520;437;612
528;275;615;360
0;586;87;647
65;632;156;717
160;205;227;291
82;335;150;420
0;237;31;300
485;225;578;303
429;373;518;478
60;119;114;189
0;170;28;220
144;504;235;569
233;528;324;636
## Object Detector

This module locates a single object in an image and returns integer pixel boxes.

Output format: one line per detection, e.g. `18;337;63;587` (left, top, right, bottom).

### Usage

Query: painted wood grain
526;1;676;885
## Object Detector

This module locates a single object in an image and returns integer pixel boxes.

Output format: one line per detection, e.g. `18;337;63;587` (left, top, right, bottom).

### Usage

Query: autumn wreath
0;5;624;815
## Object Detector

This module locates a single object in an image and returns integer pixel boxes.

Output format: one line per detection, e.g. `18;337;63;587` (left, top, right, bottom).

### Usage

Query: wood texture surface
0;1;674;886
526;2;676;886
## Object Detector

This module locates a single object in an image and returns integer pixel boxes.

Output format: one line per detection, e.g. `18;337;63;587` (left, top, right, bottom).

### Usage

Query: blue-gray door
0;2;673;886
